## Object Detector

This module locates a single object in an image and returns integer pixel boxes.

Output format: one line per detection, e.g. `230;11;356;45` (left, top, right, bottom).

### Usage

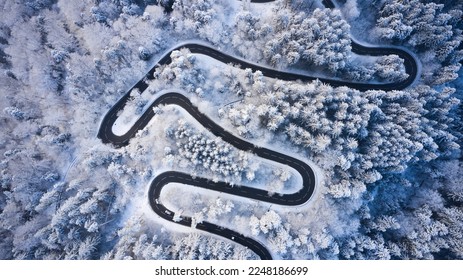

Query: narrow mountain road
97;0;419;259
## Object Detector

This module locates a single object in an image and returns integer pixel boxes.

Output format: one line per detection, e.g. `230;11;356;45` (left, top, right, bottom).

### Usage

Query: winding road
97;0;419;260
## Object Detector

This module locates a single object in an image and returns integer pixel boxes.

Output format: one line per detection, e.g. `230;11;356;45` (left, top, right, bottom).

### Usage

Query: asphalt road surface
97;0;419;260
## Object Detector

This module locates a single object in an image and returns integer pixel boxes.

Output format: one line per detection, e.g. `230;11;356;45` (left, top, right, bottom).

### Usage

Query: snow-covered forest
0;0;462;260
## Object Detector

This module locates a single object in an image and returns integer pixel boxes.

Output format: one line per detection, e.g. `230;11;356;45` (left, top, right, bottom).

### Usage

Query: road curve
97;0;419;259
98;38;418;145
101;92;315;260
322;0;418;90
